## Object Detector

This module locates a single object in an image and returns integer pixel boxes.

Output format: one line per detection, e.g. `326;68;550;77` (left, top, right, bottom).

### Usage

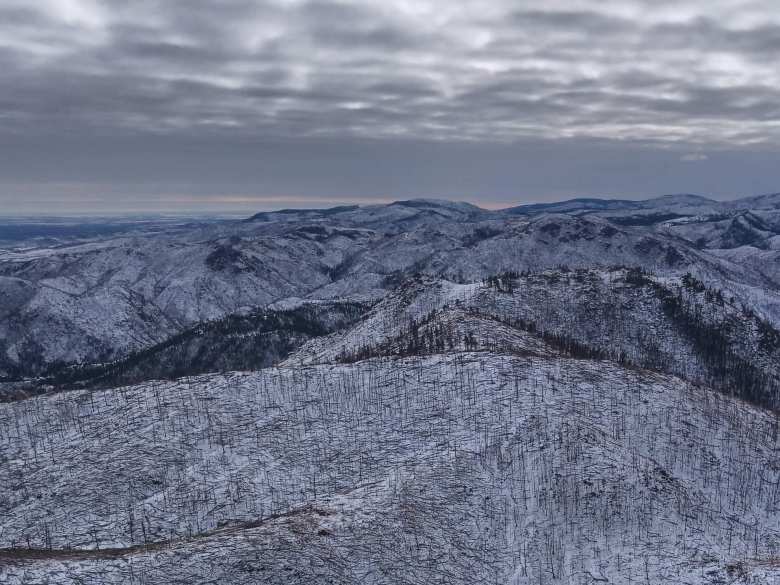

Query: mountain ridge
3;193;780;584
2;194;780;380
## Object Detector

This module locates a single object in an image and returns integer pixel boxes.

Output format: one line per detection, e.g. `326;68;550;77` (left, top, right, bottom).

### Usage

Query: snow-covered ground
1;352;779;583
3;196;780;378
286;269;780;408
2;196;780;584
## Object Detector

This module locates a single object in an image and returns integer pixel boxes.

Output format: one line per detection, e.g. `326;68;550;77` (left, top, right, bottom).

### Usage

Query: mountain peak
646;193;716;205
390;198;484;212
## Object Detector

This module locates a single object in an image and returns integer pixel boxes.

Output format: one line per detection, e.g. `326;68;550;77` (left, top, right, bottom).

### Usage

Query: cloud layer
3;0;780;145
1;1;779;212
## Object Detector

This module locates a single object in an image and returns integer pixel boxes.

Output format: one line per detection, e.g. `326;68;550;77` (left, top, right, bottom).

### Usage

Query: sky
1;0;779;215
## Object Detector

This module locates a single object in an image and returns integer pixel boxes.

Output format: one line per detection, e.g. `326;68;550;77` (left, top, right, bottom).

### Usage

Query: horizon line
0;190;776;219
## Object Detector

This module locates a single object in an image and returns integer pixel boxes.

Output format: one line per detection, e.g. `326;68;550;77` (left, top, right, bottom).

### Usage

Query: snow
1;353;779;583
2;196;780;583
3;197;780;377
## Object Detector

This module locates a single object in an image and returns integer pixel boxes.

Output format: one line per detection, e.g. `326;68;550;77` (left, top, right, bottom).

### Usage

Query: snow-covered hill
0;301;367;400
2;196;780;379
285;269;780;408
1;352;779;583
3;195;780;583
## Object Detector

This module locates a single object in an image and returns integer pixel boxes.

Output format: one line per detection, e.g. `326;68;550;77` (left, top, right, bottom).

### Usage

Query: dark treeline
656;274;780;410
622;267;780;409
10;302;366;398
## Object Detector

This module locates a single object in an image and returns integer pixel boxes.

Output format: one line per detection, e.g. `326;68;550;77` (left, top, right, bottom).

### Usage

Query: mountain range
1;192;780;583
2;192;780;382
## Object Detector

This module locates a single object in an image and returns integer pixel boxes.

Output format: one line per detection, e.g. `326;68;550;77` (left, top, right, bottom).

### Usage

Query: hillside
0;301;366;400
3;196;780;379
1;353;779;583
3;196;780;584
287;268;780;410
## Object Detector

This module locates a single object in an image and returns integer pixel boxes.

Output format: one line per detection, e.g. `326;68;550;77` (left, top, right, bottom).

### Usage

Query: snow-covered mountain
2;343;779;582
284;269;780;409
2;195;780;379
2;194;780;583
505;193;720;217
0;301;367;400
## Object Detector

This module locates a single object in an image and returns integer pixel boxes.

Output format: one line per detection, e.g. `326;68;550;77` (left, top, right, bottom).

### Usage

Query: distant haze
1;1;779;214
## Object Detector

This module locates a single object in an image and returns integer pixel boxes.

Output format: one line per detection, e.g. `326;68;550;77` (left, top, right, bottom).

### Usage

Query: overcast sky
1;0;779;214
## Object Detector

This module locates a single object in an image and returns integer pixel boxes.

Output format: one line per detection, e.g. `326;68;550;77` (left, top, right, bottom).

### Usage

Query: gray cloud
2;0;779;143
0;1;779;212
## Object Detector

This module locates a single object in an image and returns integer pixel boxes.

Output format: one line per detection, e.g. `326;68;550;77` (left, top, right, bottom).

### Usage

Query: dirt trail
0;505;331;564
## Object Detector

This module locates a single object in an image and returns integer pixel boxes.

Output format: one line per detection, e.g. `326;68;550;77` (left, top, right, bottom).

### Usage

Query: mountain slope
5;198;780;379
504;193;719;216
1;301;366;400
287;269;780;409
1;353;779;584
3;208;780;584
